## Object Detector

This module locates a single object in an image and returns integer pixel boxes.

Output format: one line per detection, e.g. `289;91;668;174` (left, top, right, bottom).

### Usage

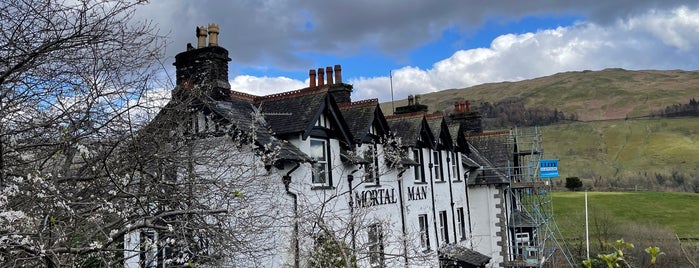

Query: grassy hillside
541;117;699;188
551;191;699;239
379;69;699;188
380;68;699;121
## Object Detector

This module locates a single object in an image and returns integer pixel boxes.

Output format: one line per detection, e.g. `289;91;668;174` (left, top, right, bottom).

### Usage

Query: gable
302;94;353;147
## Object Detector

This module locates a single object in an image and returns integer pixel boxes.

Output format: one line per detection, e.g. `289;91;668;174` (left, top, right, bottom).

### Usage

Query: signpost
540;159;559;178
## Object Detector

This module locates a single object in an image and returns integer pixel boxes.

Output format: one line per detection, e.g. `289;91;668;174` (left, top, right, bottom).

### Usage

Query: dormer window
315;113;330;128
310;138;330;186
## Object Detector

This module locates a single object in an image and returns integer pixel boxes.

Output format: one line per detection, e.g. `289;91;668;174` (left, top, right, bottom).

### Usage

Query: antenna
390;70;395;114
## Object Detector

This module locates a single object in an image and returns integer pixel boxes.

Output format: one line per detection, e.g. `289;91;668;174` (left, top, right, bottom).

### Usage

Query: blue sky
139;1;699;104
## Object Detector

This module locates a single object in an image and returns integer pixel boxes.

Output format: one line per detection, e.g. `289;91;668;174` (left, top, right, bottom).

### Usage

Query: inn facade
126;25;544;268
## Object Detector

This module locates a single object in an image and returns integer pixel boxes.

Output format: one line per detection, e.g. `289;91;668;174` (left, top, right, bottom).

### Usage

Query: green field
551;191;699;239
542;117;699;186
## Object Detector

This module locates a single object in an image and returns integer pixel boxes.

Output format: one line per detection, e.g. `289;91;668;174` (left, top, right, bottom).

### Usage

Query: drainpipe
464;171;474;243
397;174;409;267
347;169;358;251
282;162;301;268
428;150;439;249
447;154;457;244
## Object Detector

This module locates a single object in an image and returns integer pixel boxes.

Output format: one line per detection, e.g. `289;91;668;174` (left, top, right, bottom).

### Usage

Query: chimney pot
454;102;460;112
408;95;414;106
326;66;334;85
196;26;207;48
317;68;325;86
207;23;219;46
309;69;317;87
465;100;471;112
415;94;421;105
334;64;342;84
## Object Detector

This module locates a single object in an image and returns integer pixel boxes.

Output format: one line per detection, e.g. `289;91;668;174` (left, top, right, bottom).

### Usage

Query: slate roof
207;99;310;162
467;142;509;184
339;99;386;143
462;156;480;170
386;114;433;148
448;123;471;155
426;114;453;150
466;131;513;169
255;92;328;136
439;243;491;267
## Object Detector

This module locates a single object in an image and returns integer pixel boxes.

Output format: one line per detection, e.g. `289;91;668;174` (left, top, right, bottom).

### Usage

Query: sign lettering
407;186;428;201
353;188;397;208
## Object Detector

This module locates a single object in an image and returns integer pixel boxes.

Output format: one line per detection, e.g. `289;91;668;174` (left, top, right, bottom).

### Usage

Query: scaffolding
469;127;575;267
503;127;574;268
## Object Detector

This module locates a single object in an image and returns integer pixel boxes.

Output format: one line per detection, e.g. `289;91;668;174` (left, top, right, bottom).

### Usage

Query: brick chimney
309;69;316;87
449;99;482;134
326;66;334;85
317;68;325;86
173;23;231;101
334;65;342;84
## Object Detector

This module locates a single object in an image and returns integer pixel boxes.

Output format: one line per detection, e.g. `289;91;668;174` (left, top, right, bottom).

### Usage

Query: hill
380;68;699;121
543;117;699;190
380;69;699;189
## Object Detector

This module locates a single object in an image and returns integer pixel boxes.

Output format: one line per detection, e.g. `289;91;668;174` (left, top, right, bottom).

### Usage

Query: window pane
433;151;441;181
413;149;422;182
312;163;326;184
310;139;328;185
310;139;326;161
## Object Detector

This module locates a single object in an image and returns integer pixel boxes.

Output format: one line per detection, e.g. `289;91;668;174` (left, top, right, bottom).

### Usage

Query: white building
125;25;537;268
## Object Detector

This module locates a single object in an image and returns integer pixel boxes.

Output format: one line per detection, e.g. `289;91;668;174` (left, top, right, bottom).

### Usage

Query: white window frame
439;210;449;243
418;214;430;251
310;138;330;186
413;148;424;182
451;152;458;180
433;151;443;182
457;207;466;240
368;224;384;267
364;143;379;184
140;229;158;268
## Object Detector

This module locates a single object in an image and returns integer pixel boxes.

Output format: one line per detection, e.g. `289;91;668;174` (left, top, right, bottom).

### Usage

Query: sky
137;1;699;103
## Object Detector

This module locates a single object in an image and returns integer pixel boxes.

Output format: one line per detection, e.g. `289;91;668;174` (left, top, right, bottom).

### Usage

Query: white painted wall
468;183;504;266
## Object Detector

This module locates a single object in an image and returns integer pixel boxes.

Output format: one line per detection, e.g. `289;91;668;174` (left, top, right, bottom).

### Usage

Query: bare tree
0;0;170;266
299;137;435;268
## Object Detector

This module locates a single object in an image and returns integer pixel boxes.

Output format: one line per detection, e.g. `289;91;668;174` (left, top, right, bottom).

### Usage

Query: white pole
585;191;590;261
390;70;395;113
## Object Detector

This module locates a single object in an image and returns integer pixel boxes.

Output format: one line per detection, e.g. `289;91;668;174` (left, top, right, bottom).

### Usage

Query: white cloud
349;6;699;103
230;75;307;96
192;6;699;104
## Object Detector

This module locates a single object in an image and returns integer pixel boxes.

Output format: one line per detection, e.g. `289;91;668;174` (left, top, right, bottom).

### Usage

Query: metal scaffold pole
503;127;575;268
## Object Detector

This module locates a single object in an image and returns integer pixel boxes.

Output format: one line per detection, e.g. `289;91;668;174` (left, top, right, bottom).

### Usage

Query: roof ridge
465;130;509;137
230;91;257;102
230;86;331;103
338;98;378;109
385;111;425;120
425;112;444;120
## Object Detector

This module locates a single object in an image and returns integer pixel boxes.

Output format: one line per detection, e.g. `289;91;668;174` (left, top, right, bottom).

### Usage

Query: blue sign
540;159;559;178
